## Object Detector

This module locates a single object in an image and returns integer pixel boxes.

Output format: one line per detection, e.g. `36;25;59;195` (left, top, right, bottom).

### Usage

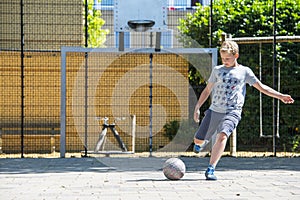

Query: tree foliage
179;0;300;46
178;0;300;151
84;0;109;47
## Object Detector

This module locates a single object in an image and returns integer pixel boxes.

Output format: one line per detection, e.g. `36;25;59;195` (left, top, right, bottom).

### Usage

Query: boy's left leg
209;132;228;167
205;132;228;180
205;111;241;180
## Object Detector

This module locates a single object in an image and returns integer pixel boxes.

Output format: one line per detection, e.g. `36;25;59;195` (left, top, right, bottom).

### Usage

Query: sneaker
205;165;217;180
193;144;201;153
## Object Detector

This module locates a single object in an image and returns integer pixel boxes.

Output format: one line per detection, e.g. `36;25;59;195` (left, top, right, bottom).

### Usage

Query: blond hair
220;41;239;55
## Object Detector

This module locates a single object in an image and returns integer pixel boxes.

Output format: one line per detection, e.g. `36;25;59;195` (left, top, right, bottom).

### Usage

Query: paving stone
0;157;299;199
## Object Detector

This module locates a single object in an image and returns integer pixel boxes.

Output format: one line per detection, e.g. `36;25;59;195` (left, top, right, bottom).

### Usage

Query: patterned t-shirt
208;65;259;113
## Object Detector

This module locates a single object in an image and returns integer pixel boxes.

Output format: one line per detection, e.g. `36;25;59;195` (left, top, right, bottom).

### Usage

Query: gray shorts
194;109;241;140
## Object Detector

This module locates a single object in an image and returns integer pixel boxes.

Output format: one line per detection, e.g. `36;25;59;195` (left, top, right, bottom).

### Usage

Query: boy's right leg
193;138;208;153
193;109;212;153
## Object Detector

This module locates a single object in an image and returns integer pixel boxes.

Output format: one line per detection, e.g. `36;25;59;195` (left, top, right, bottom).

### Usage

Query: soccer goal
60;47;217;158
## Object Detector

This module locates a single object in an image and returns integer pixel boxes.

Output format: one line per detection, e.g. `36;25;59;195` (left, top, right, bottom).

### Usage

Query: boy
193;40;294;180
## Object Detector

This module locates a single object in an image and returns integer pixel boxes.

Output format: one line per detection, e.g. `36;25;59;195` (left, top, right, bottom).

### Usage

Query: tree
84;0;109;47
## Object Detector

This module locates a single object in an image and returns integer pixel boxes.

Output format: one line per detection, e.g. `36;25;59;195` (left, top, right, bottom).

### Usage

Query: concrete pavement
0;156;299;200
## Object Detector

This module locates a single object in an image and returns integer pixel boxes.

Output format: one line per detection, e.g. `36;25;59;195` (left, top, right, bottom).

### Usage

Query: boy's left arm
253;81;294;104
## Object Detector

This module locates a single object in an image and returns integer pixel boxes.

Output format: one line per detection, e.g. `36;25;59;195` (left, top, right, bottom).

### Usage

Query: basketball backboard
114;0;168;32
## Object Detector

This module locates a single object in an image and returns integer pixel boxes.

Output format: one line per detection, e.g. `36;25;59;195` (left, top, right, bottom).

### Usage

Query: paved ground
0;156;299;200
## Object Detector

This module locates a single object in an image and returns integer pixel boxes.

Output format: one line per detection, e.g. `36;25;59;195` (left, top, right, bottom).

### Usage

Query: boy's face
220;52;239;67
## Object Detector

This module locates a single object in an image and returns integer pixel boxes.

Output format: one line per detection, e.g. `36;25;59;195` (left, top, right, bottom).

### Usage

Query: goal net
60;47;217;157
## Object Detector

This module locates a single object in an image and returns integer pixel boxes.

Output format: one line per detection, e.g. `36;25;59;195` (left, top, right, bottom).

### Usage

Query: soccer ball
163;158;186;180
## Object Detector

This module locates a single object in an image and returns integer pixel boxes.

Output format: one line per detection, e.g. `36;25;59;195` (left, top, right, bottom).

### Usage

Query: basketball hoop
114;0;167;33
127;20;155;32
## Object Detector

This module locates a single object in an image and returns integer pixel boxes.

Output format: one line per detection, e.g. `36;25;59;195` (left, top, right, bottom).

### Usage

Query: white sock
199;140;208;147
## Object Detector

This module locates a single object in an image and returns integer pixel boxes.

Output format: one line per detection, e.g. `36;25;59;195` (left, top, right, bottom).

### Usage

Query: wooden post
221;32;226;44
230;129;237;157
50;128;56;153
131;115;136;153
0;128;3;154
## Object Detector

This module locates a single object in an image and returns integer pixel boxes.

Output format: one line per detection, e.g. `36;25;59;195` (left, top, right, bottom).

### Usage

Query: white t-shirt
208;64;259;113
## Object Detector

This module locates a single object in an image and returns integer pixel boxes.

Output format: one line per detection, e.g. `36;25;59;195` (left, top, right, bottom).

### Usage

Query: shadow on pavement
0;156;299;174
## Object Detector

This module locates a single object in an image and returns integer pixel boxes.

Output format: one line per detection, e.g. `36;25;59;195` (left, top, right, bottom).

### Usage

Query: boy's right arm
253;81;294;104
194;82;214;122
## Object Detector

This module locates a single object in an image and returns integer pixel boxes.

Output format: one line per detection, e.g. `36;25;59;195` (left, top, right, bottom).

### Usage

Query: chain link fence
1;0;299;157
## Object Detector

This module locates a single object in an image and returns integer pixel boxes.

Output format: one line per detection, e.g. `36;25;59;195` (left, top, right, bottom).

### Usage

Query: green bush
292;135;300;152
179;0;300;151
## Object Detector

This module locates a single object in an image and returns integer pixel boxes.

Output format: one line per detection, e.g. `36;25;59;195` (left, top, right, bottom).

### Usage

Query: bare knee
216;132;228;143
194;138;205;145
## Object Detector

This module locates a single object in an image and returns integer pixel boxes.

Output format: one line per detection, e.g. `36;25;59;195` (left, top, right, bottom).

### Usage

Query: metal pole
118;32;125;51
155;32;161;52
277;62;280;138
85;0;88;48
84;0;88;157
149;53;153;156
209;0;213;47
272;0;278;157
20;0;25;158
60;49;66;158
84;54;88;157
259;43;263;137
